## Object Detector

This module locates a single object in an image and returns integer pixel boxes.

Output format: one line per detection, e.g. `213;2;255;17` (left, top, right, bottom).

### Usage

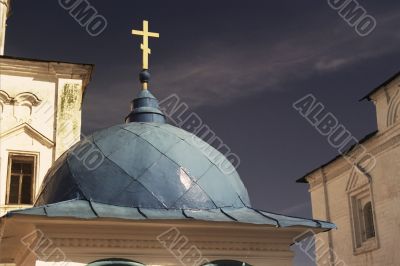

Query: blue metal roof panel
44;200;97;219
165;139;212;179
6;206;47;217
139;208;186;220
91;202;145;220
159;123;193;140
120;122;154;136
317;221;337;230
197;165;244;208
3;200;335;230
92;126;134;157
138;127;182;154
258;211;319;228
171;183;217;209
137;156;195;207
183;209;234;222
106;135;162;179
35;123;250;210
222;208;278;226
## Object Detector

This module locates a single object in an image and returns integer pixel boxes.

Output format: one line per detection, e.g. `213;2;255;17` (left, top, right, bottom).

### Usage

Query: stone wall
305;75;400;266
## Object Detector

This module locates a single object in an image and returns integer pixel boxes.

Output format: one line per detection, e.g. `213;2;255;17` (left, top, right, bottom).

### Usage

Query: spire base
125;89;166;123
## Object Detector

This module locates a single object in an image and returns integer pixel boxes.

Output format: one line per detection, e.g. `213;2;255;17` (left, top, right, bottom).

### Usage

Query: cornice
307;124;400;189
49;238;288;252
0;56;94;90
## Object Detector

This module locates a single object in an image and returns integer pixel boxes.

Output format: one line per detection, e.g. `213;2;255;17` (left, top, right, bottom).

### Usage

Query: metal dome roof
35;122;251;209
15;89;336;232
27;87;335;232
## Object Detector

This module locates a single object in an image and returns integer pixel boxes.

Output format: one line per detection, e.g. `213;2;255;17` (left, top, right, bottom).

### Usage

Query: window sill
354;238;379;255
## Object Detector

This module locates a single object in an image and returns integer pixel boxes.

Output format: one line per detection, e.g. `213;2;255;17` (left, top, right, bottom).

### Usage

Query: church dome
35;122;251;210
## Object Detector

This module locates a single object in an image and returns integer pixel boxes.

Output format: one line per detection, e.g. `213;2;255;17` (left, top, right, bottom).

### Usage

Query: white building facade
0;56;93;215
299;72;400;266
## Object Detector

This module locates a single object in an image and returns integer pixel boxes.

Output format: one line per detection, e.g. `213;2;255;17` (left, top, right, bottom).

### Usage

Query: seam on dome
193;165;243;208
68;125;237;210
43;206;48;216
183;140;247;200
175;127;238;177
182;209;194;219
88;200;99;218
137;207;148;218
252;208;280;227
35;154;72;205
120;127;183;157
121;126;215;184
157;124;192;141
169;183;218;209
89;141;168;209
103;134;186;208
220;208;237;221
119;127;217;206
118;123;158;137
65;154;90;202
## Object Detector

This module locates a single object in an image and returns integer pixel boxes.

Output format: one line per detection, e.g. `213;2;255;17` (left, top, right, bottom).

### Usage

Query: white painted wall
0;57;92;216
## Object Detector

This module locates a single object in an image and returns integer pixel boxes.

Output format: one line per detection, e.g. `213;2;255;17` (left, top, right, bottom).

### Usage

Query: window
348;186;378;253
363;202;375;240
6;154;36;205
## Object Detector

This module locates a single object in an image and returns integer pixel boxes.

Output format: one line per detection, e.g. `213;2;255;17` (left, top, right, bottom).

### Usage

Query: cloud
82;6;400;133
315;58;351;71
278;201;311;216
146;9;400;108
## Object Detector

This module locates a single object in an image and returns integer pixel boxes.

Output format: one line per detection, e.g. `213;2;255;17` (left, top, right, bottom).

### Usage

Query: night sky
5;0;400;265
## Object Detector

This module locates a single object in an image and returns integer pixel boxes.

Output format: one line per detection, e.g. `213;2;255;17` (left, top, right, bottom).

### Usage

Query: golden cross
132;20;159;71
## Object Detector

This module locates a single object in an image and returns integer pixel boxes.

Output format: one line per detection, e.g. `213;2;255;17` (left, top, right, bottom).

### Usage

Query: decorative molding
346;167;369;192
13;92;42;107
308;125;400;187
0;123;54;147
369;132;400;158
386;89;400;127
49;238;287;252
0;90;11;113
0;90;42;114
0;89;11;103
2;216;300;264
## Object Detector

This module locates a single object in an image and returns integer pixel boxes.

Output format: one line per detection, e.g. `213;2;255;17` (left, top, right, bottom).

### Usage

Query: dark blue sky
5;1;400;264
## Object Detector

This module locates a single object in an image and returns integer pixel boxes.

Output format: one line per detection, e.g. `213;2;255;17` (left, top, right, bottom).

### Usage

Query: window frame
5;152;38;206
348;183;379;255
363;201;375;240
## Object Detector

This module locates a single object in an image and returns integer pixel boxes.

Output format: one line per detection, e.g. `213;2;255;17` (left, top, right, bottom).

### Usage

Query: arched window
363;201;375;240
87;259;144;266
347;169;378;253
204;260;252;266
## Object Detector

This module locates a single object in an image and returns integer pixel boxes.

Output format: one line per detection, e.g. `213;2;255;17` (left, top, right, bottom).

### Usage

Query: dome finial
126;20;165;123
132;20;159;90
